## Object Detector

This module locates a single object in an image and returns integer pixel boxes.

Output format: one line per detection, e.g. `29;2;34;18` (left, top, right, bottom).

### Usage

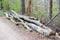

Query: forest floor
0;15;60;40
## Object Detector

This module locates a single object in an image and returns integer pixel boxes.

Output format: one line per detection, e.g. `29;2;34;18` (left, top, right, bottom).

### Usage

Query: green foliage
0;0;59;18
0;10;4;15
31;0;58;19
9;0;22;12
2;0;8;6
2;0;22;12
52;1;58;16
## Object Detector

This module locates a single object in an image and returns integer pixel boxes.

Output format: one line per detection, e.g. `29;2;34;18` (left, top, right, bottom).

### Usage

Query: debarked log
10;10;56;36
5;11;32;31
25;22;56;36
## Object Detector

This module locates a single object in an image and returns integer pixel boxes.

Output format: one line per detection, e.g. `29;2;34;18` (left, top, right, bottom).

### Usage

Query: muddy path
0;16;60;40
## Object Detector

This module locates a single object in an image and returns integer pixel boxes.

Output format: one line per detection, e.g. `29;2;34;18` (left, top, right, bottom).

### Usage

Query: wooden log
10;10;55;30
10;10;56;36
5;11;32;31
5;12;10;18
25;22;54;36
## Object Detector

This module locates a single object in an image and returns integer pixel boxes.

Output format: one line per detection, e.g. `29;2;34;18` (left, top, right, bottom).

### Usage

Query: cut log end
49;31;56;36
29;30;33;32
40;19;45;25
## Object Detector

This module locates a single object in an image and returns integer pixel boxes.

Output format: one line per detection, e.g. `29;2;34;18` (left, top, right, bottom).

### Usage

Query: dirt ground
0;16;60;40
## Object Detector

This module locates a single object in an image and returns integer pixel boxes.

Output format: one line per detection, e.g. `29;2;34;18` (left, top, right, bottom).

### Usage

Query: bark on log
25;22;53;36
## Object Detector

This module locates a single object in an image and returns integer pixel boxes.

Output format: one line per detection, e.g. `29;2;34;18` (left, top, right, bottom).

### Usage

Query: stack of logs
5;10;56;37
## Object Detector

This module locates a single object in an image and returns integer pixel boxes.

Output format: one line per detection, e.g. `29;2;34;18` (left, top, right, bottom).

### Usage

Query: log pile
5;10;56;37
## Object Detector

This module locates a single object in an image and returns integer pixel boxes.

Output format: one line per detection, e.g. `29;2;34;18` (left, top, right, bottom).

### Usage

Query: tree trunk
49;0;53;20
0;0;3;9
46;0;60;25
59;0;60;14
27;0;31;16
43;0;48;14
21;0;25;14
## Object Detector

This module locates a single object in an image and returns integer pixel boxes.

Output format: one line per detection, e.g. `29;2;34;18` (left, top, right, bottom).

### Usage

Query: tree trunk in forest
59;0;60;14
0;0;3;9
58;0;60;17
49;0;53;20
27;0;31;16
21;0;25;14
43;0;48;14
46;0;60;25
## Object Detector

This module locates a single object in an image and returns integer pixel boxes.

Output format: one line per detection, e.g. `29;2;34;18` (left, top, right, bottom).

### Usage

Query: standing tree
59;0;60;14
0;0;3;9
43;0;48;14
49;0;53;20
46;0;59;25
21;0;25;14
27;0;31;16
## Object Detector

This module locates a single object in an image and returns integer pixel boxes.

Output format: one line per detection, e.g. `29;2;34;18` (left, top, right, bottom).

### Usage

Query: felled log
25;22;56;36
5;11;32;31
11;10;38;21
10;10;56;36
11;10;39;26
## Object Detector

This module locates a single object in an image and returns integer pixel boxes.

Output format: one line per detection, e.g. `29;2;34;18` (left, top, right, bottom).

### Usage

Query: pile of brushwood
5;10;58;37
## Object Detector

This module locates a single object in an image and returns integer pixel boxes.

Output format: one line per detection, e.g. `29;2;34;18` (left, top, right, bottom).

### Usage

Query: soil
0;16;60;40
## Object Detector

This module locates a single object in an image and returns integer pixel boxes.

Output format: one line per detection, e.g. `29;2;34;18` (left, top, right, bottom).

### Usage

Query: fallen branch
46;13;60;25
